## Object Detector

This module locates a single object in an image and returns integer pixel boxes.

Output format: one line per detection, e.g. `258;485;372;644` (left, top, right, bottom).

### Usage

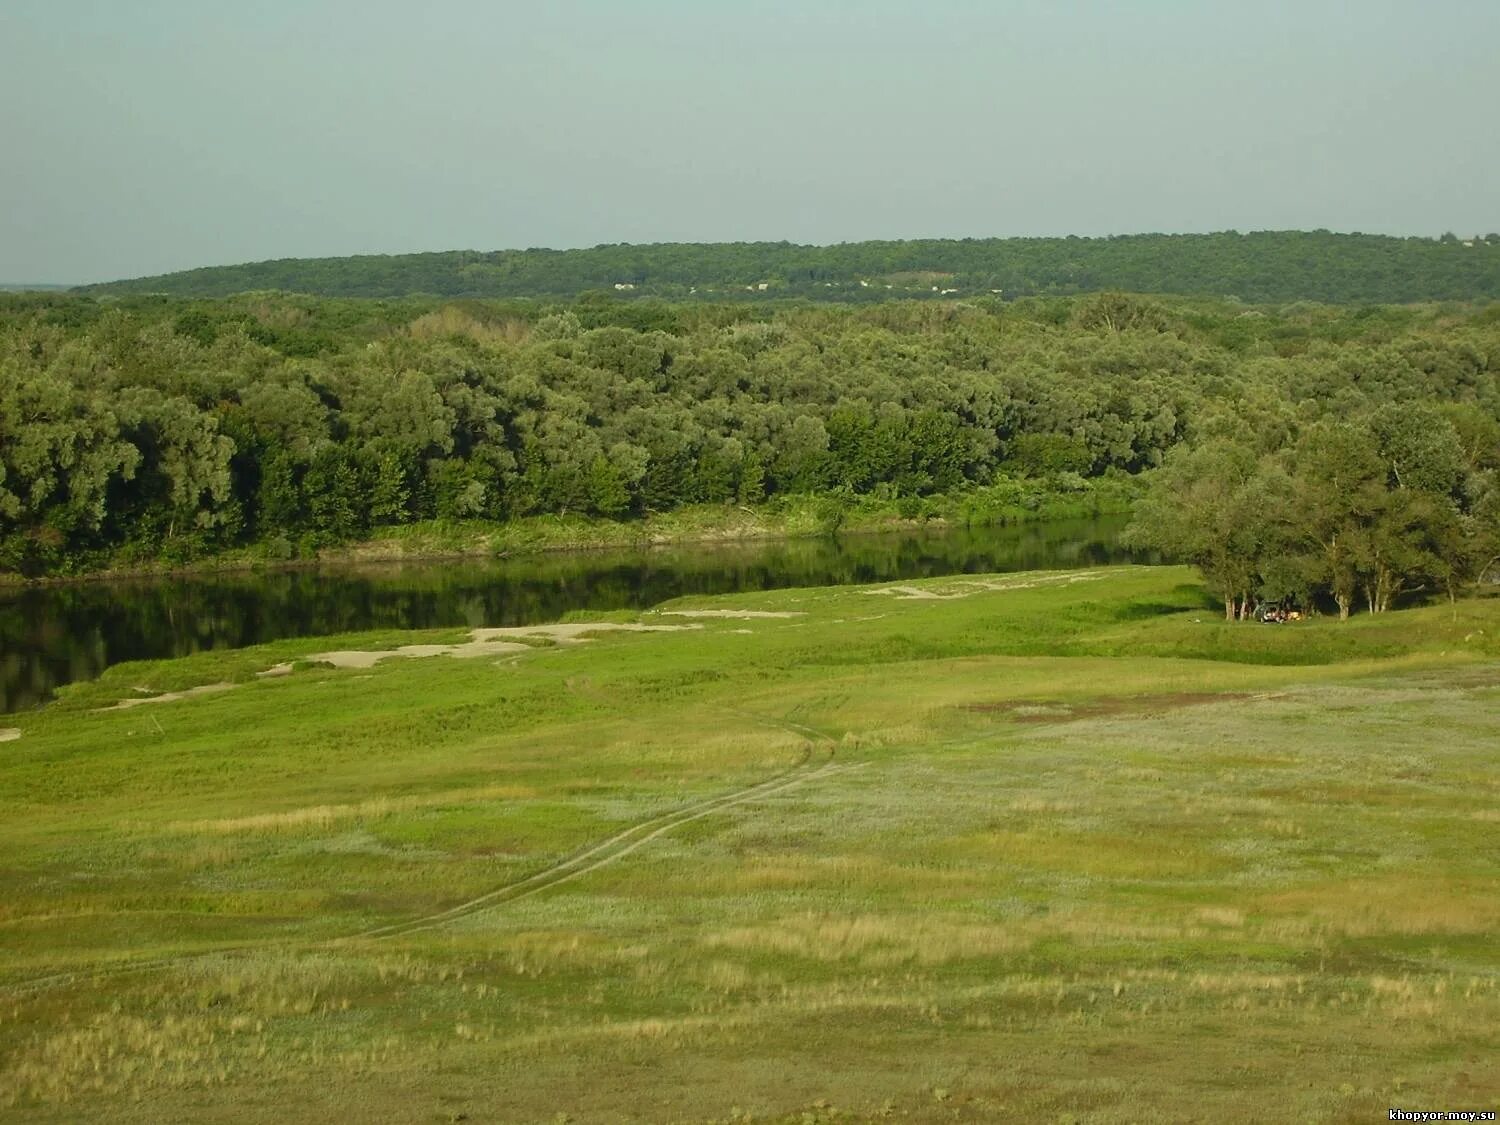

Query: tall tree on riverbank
1125;440;1273;621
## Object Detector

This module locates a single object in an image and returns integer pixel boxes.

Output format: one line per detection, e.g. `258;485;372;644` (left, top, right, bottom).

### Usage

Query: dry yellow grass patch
1191;906;1246;927
704;912;1030;966
706;853;974;894
1006;796;1087;814
942;827;1230;879
1253;875;1500;937
161;784;538;836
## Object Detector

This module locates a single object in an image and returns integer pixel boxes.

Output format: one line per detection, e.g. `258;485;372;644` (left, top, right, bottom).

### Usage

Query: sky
2;0;1497;283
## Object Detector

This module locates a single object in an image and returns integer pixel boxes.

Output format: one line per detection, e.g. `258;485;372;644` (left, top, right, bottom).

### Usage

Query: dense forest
2;290;1497;609
77;232;1500;305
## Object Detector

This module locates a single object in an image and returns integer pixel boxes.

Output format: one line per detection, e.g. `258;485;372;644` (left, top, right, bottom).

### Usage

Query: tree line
75;231;1500;305
2;290;1497;597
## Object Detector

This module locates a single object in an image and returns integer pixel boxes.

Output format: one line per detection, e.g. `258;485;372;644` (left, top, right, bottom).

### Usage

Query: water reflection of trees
1;517;1147;712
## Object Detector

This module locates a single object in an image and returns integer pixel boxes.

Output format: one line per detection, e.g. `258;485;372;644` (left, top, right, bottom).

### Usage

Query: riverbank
1;476;1140;587
1;513;1141;714
4;567;1498;1120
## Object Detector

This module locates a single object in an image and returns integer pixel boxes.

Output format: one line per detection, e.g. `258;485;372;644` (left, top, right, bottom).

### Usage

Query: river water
0;515;1150;713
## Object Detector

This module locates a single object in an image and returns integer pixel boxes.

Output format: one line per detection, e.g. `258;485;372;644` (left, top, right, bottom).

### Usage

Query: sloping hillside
77;230;1500;303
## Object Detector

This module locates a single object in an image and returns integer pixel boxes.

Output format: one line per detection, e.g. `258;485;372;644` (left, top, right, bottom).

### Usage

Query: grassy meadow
1;565;1498;1122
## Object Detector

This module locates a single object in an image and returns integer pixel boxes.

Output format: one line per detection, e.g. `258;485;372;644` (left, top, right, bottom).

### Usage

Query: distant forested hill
77;231;1500;304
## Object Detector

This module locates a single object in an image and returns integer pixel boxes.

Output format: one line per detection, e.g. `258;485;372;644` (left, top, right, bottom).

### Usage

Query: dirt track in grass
2;755;853;995
346;757;858;942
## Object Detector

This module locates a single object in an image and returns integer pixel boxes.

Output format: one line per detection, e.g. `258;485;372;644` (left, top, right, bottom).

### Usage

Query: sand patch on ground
94;623;700;709
657;609;805;620
96;683;237;712
470;623;692;643
265;622;698;673
862;571;1107;601
275;642;527;672
0;728;20;742
863;585;953;600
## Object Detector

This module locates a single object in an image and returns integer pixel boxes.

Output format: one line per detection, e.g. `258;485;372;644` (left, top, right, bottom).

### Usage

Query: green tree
304;446;364;540
0;366;139;568
1368;403;1463;495
366;447;414;526
1126;440;1269;621
1287;423;1388;620
256;450;303;538
585;456;632;517
737;451;766;505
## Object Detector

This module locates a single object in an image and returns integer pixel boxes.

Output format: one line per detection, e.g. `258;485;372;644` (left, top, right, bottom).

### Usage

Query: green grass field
1;566;1497;1122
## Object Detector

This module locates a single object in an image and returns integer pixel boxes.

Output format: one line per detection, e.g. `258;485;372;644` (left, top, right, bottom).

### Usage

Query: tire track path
346;758;855;942
2;757;853;996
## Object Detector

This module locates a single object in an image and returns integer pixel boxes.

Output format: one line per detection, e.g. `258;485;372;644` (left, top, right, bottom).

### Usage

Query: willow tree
1126;439;1271;621
1287;423;1387;620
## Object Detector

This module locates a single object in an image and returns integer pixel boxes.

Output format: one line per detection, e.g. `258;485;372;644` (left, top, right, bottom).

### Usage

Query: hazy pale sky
3;0;1497;283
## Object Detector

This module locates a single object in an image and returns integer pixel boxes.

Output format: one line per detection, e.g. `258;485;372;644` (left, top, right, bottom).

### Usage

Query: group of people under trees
1254;604;1303;624
2;289;1497;597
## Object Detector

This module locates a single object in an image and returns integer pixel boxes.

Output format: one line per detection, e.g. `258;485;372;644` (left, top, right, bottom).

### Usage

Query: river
0;515;1151;713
